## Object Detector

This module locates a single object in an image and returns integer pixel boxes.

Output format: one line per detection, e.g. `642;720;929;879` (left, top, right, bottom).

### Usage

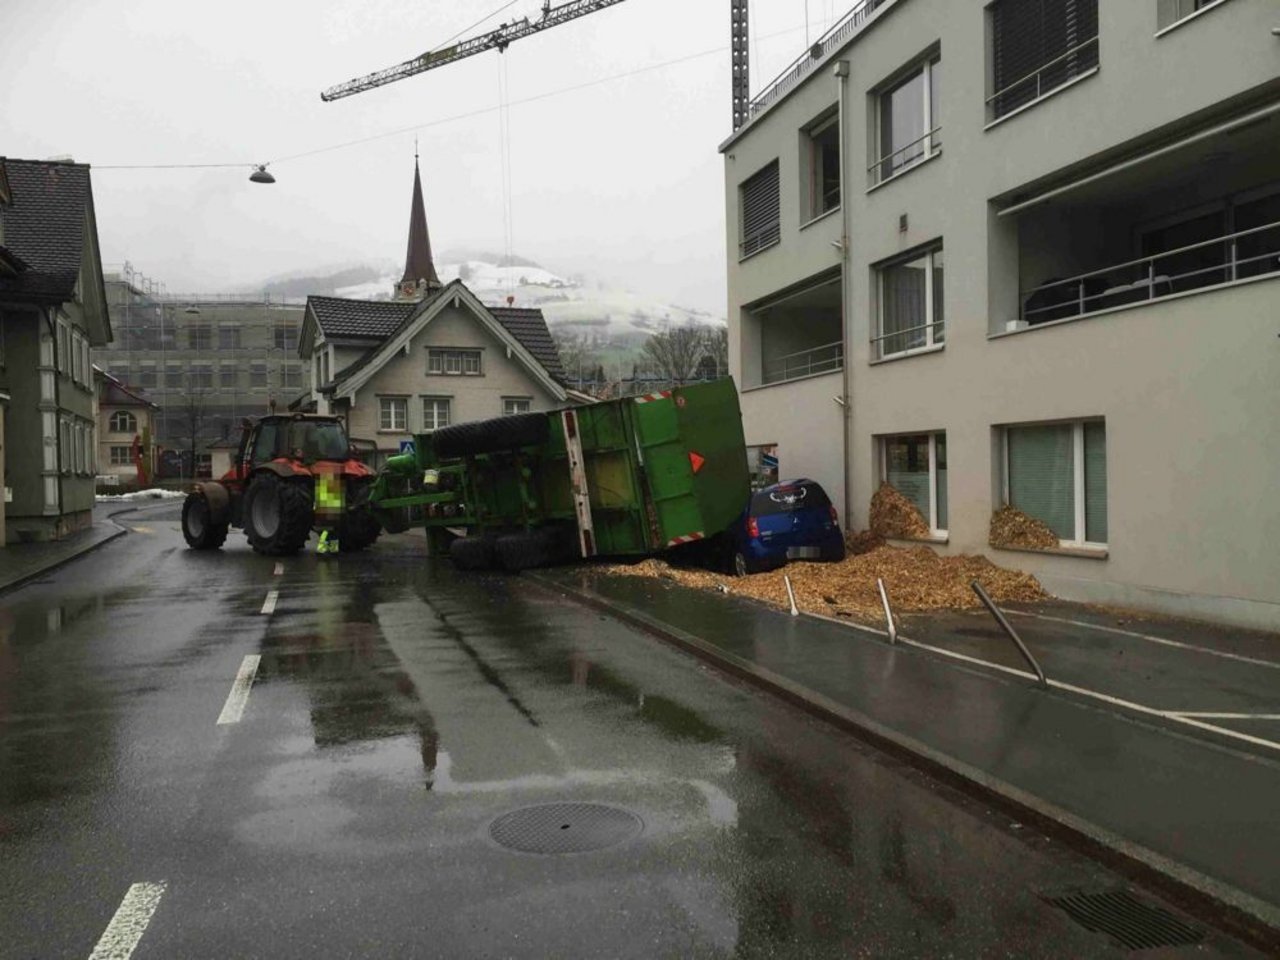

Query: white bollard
784;574;799;617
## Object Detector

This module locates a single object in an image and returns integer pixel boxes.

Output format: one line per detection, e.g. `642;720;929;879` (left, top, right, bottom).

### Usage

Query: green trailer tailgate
629;379;749;548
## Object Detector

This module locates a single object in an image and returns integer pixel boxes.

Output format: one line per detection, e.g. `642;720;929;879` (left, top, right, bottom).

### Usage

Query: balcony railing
872;321;945;360
868;126;941;187
747;0;888;125
762;340;843;385
986;36;1099;122
1018;219;1280;325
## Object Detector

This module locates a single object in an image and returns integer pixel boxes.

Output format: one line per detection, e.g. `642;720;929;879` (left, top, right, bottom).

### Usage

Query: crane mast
321;0;630;102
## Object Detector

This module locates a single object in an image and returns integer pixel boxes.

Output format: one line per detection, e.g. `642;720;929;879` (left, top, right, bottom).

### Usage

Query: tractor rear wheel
243;474;312;556
181;491;229;550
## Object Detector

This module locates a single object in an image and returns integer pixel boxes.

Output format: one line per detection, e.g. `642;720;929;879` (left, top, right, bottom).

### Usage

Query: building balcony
763;340;843;385
740;270;843;389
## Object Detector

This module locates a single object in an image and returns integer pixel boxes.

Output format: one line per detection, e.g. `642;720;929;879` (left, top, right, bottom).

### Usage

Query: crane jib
321;0;630;102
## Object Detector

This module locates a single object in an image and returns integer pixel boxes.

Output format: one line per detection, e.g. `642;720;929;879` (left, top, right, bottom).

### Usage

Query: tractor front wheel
181;492;229;550
243;474;312;556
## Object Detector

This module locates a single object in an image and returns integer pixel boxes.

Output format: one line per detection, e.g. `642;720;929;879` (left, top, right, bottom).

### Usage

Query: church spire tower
396;144;442;301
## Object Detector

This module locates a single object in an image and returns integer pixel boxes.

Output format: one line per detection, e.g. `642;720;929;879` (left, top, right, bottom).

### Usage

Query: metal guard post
970;581;1048;688
877;577;897;644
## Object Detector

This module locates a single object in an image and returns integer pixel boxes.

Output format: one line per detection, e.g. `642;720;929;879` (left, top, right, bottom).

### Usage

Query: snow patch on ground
96;489;187;502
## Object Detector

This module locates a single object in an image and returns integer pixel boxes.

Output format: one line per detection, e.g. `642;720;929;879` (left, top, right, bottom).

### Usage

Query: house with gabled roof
0;158;111;543
295;157;571;456
94;367;160;484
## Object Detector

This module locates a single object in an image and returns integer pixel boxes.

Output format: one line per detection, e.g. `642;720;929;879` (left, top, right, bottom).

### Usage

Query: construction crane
322;0;753;130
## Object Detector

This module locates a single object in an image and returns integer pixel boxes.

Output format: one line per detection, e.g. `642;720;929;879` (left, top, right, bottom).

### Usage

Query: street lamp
249;164;276;184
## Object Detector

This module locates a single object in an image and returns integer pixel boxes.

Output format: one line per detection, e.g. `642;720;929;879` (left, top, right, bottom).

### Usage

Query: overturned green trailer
368;378;750;571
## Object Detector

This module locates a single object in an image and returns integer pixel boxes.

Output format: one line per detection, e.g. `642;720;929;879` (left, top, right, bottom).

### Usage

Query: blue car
727;478;846;576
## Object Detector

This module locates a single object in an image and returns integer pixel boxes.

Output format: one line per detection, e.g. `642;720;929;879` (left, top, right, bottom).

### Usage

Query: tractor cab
228;415;357;480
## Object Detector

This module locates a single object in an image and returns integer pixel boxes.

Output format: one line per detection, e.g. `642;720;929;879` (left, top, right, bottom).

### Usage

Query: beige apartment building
724;0;1279;628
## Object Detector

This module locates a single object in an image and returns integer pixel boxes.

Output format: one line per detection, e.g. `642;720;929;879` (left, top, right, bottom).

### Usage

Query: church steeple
396;147;441;301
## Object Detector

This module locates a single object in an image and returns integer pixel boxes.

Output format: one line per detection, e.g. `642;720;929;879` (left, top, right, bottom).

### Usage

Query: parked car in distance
726;478;846;575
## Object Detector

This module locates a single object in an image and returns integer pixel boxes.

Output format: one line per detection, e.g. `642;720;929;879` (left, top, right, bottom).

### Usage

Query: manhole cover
489;802;643;854
1044;890;1203;951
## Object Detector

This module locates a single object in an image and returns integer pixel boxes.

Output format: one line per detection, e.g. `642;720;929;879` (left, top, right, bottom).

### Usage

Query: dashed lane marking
260;589;278;615
273;562;284;576
128;526;153;534
87;881;166;960
216;655;262;726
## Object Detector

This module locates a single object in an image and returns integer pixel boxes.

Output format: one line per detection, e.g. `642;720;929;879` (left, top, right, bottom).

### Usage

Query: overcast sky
1;1;849;314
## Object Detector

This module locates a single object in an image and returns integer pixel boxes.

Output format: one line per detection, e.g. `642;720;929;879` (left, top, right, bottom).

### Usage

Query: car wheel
732;550;750;577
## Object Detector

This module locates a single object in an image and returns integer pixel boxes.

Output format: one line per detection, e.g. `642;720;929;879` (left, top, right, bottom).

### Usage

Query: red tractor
180;414;381;555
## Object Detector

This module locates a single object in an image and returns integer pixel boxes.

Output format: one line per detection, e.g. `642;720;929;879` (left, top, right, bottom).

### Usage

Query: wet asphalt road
0;505;1263;959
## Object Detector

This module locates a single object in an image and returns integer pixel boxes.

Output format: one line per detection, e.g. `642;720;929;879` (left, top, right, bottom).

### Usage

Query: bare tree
640;325;707;384
552;330;595;385
703;325;728;379
177;391;211;479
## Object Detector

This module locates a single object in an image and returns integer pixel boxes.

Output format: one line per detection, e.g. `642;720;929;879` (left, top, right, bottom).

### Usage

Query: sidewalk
0;505;133;594
532;568;1280;948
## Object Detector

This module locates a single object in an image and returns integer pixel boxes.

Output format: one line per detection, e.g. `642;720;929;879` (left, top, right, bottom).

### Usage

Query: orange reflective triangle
689;451;706;474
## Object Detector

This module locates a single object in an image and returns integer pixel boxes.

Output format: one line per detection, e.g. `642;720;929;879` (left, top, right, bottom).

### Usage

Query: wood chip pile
869;482;930;539
591;541;1046;619
989;504;1059;550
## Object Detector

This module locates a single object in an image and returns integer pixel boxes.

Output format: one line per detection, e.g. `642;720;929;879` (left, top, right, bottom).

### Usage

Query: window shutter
740;161;780;256
1008;424;1075;539
1084;421;1107;543
991;0;1097;119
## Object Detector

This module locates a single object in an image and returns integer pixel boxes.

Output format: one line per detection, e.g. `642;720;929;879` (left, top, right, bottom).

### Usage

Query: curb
0;505;143;597
526;571;1280;954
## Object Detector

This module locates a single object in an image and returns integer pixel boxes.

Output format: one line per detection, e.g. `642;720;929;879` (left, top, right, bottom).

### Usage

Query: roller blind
1007;423;1074;539
991;0;1098;119
1084;421;1107;543
740;161;780;255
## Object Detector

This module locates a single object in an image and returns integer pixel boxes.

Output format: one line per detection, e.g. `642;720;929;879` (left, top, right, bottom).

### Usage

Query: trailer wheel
181;492;229;550
433;413;550;458
494;527;576;573
244;474;312;556
449;535;497;571
340;481;382;552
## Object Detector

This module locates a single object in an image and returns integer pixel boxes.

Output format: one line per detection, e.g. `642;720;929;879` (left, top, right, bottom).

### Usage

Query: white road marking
273;562;284;576
216;655;262;726
88;881;166;960
811;618;1280;755
128;525;153;534
1169;712;1280;720
260;589;278;615
1005;610;1280;669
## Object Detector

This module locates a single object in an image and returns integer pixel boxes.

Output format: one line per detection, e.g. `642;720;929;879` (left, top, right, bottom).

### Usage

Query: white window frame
421;397;451;432
57;318;69;374
462;351;481;375
804;110;841;222
871;55;940;188
109;410;137;434
379;396;408;432
249;362;268;390
502;397;532;416
879;432;948;537
1001;419;1107;549
874;243;944;360
110;445;132;467
59;417;71;473
1156;0;1230;34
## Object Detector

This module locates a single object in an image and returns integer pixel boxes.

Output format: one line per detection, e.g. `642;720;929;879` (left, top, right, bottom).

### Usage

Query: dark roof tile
489;306;565;381
0;159;91;303
307;295;417;339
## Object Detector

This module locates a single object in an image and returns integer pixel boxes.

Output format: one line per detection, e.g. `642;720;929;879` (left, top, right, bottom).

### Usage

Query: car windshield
287;420;349;461
750;482;830;516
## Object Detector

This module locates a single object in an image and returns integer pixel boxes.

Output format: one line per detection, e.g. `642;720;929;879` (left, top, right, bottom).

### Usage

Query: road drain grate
489;802;643;854
1044;890;1204;951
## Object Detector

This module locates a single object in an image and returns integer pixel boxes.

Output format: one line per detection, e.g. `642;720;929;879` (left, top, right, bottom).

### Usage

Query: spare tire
433;412;550;458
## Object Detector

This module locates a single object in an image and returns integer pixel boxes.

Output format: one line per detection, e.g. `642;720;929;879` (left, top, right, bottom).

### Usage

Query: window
875;244;944;359
805;111;840;219
57;320;69;374
502;397;531;416
881;434;947;534
422;397;451;431
1003;420;1106;546
740;160;781;258
71;335;82;384
249;362;268;389
188;325;212;350
1158;0;1228;31
219;325;241;350
281;365;302;389
251;422;279;464
59;418;70;472
109;410;137;434
190;363;213;389
872;56;940;186
110;445;132;467
379;397;408;432
273;323;298;351
165;364;183;388
427;349;483;376
220;364;238;389
989;0;1098;122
